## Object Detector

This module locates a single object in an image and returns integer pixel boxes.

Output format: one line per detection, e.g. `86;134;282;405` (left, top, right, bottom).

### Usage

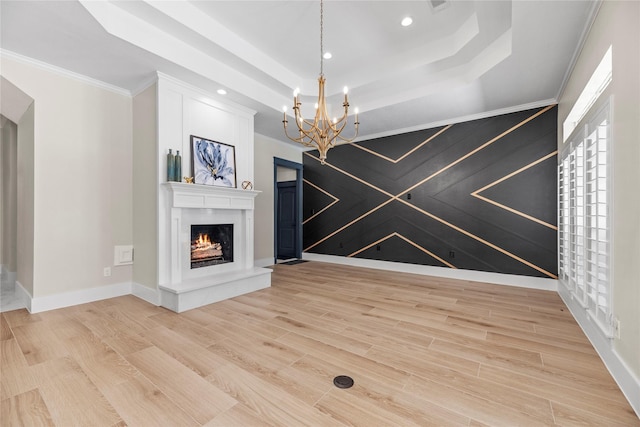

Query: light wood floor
1;262;638;426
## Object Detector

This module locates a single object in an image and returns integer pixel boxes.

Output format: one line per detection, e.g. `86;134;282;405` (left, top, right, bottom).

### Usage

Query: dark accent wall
302;105;558;278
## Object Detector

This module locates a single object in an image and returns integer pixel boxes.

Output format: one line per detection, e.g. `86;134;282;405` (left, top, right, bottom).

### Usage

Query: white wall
1;117;18;274
558;0;640;411
254;133;303;264
1;56;133;298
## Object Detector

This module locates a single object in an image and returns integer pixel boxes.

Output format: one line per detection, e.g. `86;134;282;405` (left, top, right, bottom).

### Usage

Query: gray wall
3;56;133;299
1;117;18;275
132;83;158;289
253;134;303;265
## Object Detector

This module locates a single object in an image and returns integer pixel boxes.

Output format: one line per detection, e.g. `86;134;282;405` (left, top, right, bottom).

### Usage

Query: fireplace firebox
190;224;233;269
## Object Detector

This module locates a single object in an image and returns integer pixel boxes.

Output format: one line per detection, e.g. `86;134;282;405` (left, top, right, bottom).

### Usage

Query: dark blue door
277;181;297;259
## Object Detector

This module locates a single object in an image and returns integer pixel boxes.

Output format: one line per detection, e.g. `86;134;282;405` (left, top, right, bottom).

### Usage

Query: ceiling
0;0;598;143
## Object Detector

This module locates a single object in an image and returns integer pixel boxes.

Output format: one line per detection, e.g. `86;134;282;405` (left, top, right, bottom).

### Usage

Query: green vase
175;150;182;182
167;149;175;181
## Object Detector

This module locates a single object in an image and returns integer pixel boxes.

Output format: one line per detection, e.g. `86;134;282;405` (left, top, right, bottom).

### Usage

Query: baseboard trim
558;285;640;418
10;272;268;314
302;253;558;291
29;282;132;313
132;282;160;306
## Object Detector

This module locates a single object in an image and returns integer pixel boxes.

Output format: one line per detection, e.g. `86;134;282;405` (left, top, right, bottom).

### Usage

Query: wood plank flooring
1;262;638;426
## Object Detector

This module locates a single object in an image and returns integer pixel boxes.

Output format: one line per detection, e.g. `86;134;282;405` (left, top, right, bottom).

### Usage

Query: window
563;46;612;142
559;103;612;336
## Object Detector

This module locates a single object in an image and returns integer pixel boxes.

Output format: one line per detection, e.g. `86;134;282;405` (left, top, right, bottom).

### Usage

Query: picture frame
190;135;237;188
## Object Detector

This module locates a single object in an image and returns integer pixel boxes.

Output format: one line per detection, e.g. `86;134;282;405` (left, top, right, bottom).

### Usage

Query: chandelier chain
320;0;324;76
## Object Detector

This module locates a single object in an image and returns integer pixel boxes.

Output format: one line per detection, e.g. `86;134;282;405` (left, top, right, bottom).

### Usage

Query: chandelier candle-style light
282;0;359;164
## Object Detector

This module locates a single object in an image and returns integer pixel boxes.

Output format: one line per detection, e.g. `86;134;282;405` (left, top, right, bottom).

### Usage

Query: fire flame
195;233;212;249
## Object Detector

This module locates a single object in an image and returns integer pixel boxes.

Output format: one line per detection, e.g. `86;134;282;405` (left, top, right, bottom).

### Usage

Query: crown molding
156;71;257;116
1;49;131;97
130;74;159;98
357;99;558;143
555;0;603;101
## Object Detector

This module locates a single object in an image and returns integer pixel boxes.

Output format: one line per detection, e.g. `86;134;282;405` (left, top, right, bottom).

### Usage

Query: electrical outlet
103;267;111;277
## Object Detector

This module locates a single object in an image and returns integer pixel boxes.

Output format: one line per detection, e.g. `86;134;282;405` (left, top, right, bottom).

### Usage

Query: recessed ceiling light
217;89;227;95
401;17;413;27
323;52;332;59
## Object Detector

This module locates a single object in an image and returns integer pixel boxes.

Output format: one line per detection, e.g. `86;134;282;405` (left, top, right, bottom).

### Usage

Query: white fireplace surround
159;182;271;312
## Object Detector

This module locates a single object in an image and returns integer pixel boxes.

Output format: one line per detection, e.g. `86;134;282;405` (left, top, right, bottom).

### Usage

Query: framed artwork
190;135;236;188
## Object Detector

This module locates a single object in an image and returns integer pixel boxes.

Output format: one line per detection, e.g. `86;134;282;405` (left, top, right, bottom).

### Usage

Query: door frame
273;157;303;264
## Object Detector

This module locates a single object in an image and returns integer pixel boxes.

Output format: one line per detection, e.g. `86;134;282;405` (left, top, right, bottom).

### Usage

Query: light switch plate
114;245;134;266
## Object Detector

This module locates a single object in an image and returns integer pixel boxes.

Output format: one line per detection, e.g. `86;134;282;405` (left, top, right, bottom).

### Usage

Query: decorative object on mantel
241;180;253;190
190;135;237;188
282;0;359;165
175;150;182;181
167;149;175;181
183;176;194;184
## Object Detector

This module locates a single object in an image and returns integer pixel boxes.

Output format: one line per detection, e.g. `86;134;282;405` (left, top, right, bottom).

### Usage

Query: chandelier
282;0;359;164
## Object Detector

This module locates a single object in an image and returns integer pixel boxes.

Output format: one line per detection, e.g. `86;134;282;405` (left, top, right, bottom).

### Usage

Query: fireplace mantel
159;182;271;312
163;182;259;210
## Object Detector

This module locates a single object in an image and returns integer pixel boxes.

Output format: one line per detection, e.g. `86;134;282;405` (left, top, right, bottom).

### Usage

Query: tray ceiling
0;1;598;142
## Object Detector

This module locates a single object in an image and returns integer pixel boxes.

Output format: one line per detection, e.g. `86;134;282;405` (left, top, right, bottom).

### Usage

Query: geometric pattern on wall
303;105;558;278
